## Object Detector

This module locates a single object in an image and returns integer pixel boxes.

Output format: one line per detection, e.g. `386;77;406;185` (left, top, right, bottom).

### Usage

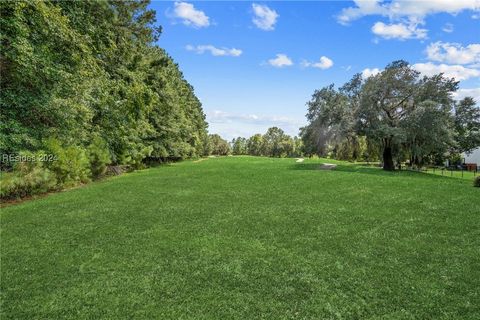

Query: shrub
88;137;111;178
119;144;153;169
0;152;57;200
474;176;480;188
44;139;90;187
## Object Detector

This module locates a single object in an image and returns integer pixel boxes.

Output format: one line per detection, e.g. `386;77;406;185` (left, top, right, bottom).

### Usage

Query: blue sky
151;1;480;140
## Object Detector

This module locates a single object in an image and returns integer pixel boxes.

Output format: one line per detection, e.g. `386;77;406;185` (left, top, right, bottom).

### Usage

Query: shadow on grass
289;162;457;181
289;163;327;171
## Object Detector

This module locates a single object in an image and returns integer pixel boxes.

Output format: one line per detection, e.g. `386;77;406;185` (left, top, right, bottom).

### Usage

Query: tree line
299;61;480;170
1;0;208;198
206;127;304;157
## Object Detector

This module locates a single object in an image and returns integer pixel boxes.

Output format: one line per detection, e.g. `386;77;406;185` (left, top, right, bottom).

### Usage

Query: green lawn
1;156;479;319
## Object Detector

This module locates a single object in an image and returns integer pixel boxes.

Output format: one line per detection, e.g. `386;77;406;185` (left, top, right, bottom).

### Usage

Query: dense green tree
358;61;458;170
209;134;230;156
301;60;466;170
246;134;264;156
401;101;454;166
453;97;480;155
231;137;247;155
0;0;208;198
0;0;208;168
262;127;286;157
293;136;304;157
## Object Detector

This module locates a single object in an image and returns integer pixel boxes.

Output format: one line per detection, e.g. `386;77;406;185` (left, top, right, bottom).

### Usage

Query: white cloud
426;42;480;65
252;4;279;31
361;63;480;81
452;88;480;102
473;13;480;19
362;67;381;78
337;0;386;25
302;56;334;69
338;0;480;41
413;62;480;81
268;54;293;67
442;23;454;33
371;21;427;39
186;45;242;57
207;110;304;140
338;0;480;25
172;2;210;28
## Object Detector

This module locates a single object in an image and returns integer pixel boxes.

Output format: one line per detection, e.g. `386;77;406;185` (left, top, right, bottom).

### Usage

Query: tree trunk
383;143;395;171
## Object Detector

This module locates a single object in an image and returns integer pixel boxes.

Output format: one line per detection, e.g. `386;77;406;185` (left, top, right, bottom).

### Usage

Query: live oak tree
359;61;459;170
301;60;469;170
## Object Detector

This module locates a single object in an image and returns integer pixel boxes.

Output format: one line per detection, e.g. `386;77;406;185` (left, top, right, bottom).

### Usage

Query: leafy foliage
454;97;480;154
44;139;91;187
87;137;111;178
1;0;208;197
474;176;480;188
246;134;264;156
231;137;248;155
0;151;57;199
301;60;478;170
208;134;231;156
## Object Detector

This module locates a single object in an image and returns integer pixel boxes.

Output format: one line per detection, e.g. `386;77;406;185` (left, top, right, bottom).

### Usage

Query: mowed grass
1;156;479;319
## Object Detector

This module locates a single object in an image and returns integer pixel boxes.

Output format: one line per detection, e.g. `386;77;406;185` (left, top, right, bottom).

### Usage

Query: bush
474;176;480;188
88;137;111;178
0;152;57;200
119;144;153;169
44;139;90;187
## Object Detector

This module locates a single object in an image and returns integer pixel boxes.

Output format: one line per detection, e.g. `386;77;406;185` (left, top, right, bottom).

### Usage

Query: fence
400;165;478;180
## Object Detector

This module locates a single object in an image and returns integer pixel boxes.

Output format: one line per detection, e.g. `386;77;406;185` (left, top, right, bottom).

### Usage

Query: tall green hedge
0;0;208;165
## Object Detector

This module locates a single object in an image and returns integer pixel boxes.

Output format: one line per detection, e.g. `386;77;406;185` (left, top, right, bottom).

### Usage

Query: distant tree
247;134;264;156
231;137;248;155
209;134;230;156
453;97;480;155
279;135;295;157
293;136;304;156
262;127;285;157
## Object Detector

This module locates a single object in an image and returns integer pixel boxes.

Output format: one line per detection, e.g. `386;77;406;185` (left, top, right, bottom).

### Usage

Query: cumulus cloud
338;0;480;25
302;56;334;69
337;0;386;25
207;110;304;140
372;21;427;39
186;45;242;57
172;2;210;28
413;62;480;81
268;54;293;67
452;88;480;102
208;110;299;125
361;67;381;78
252;4;279;31
361;63;480;81
426;42;480;65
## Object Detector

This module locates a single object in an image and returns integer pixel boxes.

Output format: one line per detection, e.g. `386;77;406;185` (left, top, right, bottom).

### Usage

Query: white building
464;148;480;165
